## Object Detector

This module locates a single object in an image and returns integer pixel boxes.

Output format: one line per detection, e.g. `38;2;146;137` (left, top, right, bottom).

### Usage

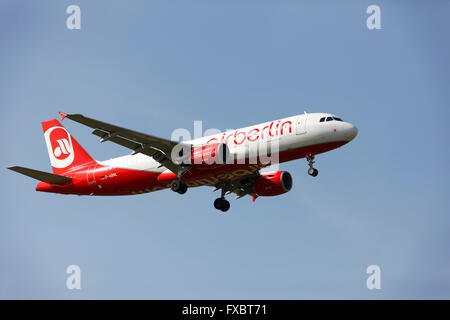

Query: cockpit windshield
320;116;343;122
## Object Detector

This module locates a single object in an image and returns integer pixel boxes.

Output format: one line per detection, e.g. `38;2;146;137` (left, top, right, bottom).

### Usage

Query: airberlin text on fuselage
206;120;292;145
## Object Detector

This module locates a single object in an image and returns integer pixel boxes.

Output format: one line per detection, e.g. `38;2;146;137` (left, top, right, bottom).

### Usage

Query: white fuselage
98;112;358;172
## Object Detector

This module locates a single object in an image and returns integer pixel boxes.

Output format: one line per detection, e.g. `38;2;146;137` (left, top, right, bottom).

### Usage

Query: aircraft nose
344;123;358;141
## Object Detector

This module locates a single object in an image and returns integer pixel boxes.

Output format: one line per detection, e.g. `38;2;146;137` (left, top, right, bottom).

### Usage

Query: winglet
58;112;68;121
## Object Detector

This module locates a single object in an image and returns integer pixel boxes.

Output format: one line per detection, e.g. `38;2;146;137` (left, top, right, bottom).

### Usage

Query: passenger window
326;117;333;121
320;117;325;122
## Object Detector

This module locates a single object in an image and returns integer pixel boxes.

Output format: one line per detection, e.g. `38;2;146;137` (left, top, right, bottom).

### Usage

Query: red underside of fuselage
36;141;347;196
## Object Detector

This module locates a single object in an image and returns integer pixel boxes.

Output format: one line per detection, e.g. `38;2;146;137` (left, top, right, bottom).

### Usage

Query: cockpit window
320;116;344;123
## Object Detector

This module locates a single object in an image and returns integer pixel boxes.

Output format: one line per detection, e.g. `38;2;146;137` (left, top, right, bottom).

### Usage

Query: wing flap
8;166;72;184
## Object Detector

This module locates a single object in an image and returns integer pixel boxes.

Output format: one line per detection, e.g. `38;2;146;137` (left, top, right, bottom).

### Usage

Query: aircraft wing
212;172;261;200
61;113;189;174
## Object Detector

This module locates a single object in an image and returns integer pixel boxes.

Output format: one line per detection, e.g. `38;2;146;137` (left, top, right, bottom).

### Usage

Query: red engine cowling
190;143;229;168
253;171;293;197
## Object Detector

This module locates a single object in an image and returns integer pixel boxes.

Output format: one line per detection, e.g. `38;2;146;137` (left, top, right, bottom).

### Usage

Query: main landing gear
170;165;190;195
171;179;188;194
307;154;319;177
213;187;230;212
214;197;230;212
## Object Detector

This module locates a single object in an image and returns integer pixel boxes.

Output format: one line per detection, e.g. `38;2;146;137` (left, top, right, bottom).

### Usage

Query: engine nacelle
190;143;229;168
253;171;293;197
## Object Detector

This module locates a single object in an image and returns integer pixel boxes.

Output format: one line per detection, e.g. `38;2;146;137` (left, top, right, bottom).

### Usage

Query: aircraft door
296;114;307;135
86;164;97;184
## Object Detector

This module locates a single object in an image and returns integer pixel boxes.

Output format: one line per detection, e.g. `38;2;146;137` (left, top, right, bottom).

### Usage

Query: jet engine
253;171;292;196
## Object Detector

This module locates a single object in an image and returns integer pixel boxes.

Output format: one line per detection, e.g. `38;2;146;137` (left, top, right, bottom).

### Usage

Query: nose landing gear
306;154;318;177
308;167;318;177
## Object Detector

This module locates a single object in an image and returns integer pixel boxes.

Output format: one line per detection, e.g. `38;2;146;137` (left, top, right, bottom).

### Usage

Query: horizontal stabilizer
8;166;72;184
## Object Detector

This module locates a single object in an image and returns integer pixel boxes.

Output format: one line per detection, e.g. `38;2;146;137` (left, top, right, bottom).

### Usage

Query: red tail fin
42;119;96;175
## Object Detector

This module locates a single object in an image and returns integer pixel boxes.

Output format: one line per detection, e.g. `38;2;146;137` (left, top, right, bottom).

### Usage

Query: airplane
8;112;357;212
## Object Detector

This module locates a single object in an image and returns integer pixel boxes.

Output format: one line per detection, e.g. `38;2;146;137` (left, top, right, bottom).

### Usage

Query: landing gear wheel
171;180;181;192
213;198;222;210
171;180;188;194
177;182;188;194
214;198;230;212
221;200;230;212
306;154;318;177
308;168;318;177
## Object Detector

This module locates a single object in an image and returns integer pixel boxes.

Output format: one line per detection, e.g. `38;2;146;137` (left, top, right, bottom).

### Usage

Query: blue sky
0;0;449;299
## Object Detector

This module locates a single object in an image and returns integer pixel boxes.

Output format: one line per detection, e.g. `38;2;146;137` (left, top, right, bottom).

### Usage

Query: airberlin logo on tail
44;126;75;168
54;138;71;157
